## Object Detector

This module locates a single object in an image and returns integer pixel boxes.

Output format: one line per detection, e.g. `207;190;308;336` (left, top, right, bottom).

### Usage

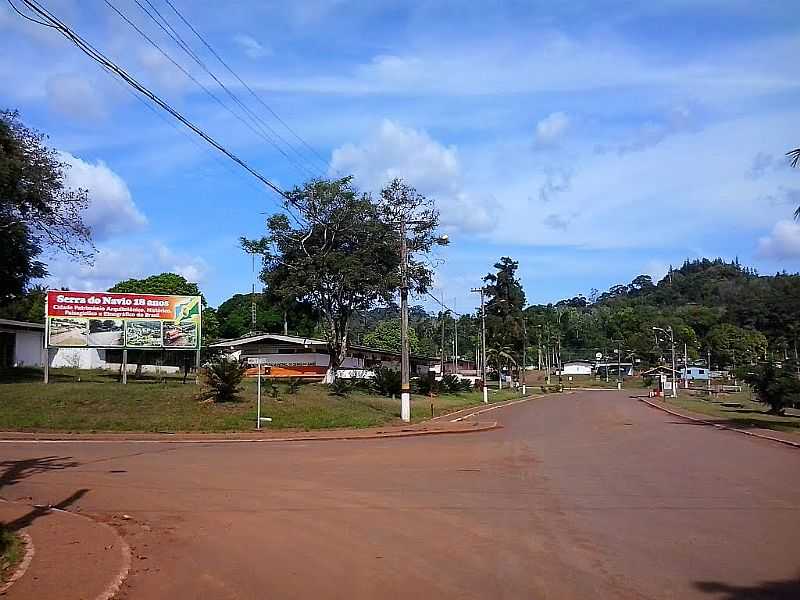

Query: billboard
46;291;202;349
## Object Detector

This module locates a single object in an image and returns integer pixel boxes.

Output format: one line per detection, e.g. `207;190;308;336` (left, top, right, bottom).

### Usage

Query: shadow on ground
0;456;88;534
695;575;800;599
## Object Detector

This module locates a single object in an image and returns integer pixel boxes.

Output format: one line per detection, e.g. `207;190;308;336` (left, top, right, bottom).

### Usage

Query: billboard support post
195;349;201;385
43;348;49;384
122;349;128;385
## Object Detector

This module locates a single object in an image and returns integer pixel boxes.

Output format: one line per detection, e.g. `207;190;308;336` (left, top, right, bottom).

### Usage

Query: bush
441;374;472;393
328;377;352;397
286;377;302;395
415;372;440;396
372;366;402;397
199;357;247;402
743;361;800;414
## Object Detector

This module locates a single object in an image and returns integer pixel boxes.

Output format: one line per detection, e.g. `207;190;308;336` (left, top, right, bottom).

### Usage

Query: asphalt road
1;390;798;599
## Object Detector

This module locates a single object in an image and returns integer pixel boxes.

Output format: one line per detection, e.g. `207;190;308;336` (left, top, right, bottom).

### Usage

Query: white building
0;319;45;368
559;361;594;376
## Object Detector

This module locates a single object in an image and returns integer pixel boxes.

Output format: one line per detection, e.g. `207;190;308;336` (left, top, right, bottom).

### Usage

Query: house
681;366;710;381
0;319;45;368
210;333;437;378
594;361;635;377
559;361;594;376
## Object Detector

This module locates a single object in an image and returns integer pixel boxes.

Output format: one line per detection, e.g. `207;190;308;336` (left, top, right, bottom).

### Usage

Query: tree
363;318;420;354
706;324;767;368
789;147;800;218
0;110;93;302
242;177;442;382
483;257;526;359
215;292;317;339
198;355;247;402
743;361;800;415
0;284;46;323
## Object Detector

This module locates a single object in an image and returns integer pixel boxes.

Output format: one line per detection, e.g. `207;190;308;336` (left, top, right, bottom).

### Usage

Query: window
698;369;705;374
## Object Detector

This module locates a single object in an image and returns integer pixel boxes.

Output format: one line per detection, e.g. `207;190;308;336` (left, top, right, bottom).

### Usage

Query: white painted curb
638;396;800;449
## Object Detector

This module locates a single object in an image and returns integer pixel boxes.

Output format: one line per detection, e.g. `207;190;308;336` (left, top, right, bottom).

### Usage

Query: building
0;319;45;368
559;361;594;376
210;333;437;378
681;366;710;381
594;361;635;377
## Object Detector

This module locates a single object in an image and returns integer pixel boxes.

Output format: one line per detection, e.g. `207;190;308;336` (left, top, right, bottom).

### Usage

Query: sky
1;0;799;313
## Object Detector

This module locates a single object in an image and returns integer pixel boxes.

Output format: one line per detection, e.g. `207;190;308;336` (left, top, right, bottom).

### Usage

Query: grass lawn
666;390;800;435
0;368;527;433
0;525;23;585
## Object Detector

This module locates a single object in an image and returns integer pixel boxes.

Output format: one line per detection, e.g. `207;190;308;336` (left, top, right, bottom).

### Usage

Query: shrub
372;366;402;397
441;374;472;393
743;361;800;414
328;377;352;397
286;377;302;395
415;372;440;396
199;357;247;402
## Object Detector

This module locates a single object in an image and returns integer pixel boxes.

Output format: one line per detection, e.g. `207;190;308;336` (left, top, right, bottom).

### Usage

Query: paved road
1;391;798;599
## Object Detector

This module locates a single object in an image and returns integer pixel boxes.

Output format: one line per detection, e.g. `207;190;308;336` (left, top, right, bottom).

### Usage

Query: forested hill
532;259;800;365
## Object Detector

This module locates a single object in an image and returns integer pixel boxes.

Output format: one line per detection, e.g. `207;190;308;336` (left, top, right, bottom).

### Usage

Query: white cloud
330;119;496;232
59;152;147;240
535;112;570;144
757;220;800;260
45;73;106;121
233;34;270;59
45;241;209;291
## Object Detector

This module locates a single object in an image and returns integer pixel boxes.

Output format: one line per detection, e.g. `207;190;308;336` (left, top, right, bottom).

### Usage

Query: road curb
0;421;499;445
0;531;34;595
447;395;538;422
637;396;800;449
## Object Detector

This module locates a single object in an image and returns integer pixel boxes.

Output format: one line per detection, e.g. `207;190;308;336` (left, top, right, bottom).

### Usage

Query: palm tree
487;346;518;387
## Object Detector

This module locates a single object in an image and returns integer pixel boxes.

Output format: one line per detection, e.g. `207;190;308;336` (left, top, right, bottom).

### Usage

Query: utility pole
471;287;488;403
453;301;459;375
707;347;712;397
522;314;527;395
440;306;447;377
653;326;677;398
616;340;622;390
399;217;411;422
684;342;688;389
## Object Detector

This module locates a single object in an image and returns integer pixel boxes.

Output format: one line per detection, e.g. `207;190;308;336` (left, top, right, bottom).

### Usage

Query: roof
0;318;45;331
210;333;328;348
209;332;437;361
563;360;593;366
640;366;679;375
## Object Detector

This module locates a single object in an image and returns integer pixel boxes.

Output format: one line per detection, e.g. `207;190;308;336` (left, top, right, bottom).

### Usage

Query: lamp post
653;326;677;398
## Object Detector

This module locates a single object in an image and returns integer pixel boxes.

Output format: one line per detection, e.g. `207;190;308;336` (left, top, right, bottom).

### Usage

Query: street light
653;326;677;398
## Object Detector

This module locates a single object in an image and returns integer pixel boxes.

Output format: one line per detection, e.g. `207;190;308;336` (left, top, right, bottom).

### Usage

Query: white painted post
257;361;262;430
483;385;488;404
122;349;128;385
401;391;411;422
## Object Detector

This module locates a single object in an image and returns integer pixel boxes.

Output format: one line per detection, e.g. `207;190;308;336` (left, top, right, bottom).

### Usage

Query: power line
425;290;461;316
160;0;333;175
102;0;318;181
135;0;324;179
15;0;289;202
133;0;323;177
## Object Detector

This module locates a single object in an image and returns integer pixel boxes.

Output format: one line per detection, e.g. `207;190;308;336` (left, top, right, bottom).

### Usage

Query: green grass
0;525;23;585
666;390;800;435
0;368;529;433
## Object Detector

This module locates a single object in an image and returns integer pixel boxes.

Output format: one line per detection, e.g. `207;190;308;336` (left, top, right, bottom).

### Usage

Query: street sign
595;352;602;359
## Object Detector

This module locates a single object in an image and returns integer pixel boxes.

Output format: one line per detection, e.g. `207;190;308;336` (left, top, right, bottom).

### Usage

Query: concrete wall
14;330;44;367
49;348;179;373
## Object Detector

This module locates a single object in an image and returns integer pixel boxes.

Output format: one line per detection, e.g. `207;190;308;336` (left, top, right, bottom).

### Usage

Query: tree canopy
1;110;93;302
242;177;442;381
363;318;420;354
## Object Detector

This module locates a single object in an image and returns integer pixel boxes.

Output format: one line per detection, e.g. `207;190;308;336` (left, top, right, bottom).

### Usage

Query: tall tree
483;257;526;359
363;318;420;354
0;110;93;302
242;177;442;382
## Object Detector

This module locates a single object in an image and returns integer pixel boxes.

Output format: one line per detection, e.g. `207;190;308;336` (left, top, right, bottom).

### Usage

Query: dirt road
1;391;798;599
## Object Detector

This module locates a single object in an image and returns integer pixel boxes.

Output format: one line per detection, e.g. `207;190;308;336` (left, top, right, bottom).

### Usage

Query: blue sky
2;0;799;312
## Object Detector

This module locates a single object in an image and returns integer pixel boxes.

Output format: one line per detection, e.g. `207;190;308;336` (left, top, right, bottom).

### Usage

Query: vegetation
0;110;93;303
242;177;443;382
742;362;800;415
0;368;523;431
667;391;800;436
363;318;420;354
198;357;247;402
371;366;402;397
1;525;23;585
215;292;317;339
